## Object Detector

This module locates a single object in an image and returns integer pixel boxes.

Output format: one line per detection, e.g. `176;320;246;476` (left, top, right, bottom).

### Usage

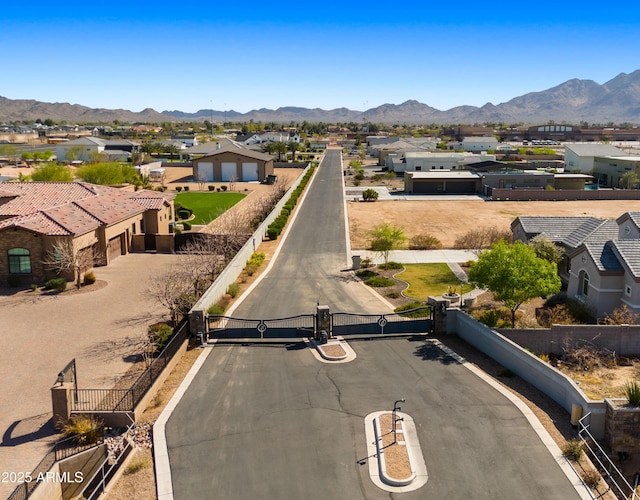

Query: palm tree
287;141;300;162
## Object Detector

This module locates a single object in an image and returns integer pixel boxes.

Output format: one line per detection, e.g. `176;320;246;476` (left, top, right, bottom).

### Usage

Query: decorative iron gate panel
207;314;315;339
332;307;432;337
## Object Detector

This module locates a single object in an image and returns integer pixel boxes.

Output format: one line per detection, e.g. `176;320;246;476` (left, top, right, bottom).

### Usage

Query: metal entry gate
206;306;432;340
207;314;315;339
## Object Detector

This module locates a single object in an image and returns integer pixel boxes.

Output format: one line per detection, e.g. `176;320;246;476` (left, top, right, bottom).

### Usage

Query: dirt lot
348;198;640;249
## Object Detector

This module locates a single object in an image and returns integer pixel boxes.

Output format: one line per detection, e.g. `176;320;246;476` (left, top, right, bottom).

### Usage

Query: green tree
362;188;379;201
272;141;287;161
369;222;406;266
31;163;74;182
620;171;640;189
287;141;300;162
527;235;564;264
75;162;138;185
468;240;561;327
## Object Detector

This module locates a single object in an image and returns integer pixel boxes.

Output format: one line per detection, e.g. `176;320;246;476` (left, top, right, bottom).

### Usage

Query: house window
579;270;590;296
131;223;136;235
415;166;421;171
8;248;31;274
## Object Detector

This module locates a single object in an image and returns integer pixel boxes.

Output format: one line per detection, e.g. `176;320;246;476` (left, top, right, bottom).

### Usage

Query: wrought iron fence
208;314;315;339
7;449;56;500
578;412;638;499
54;427;106;462
332;307;432;336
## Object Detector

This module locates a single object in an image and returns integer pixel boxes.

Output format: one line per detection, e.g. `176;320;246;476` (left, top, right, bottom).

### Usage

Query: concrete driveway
0;252;186;499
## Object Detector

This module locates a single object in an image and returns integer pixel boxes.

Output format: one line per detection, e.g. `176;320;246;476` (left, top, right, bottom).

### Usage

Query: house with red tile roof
0;182;174;286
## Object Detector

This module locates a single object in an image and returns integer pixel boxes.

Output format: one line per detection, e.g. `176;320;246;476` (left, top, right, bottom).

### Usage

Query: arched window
8;248;31;274
579;270;590;296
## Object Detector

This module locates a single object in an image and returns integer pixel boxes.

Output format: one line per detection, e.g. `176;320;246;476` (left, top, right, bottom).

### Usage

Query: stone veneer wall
604;399;640;455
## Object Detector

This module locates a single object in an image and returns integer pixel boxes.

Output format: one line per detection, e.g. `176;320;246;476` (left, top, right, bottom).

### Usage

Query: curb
373;412;416;486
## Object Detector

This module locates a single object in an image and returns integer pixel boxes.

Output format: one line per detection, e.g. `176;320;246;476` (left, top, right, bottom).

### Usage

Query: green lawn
174;192;246;225
395;263;474;299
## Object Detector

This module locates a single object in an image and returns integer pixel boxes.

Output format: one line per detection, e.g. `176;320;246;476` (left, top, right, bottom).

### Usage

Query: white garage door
221;162;237;181
198;162;214;182
241;162;259;181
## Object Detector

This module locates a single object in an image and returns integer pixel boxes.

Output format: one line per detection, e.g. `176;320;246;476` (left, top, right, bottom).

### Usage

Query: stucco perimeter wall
448;310;607;438
490;188;640;201
497;325;640;357
189;164;313;334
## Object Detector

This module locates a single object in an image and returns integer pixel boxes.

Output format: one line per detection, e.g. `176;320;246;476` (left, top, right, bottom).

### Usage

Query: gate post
428;297;450;334
51;383;73;427
315;305;331;341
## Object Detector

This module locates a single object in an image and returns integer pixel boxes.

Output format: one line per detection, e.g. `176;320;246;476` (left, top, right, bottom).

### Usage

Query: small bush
227;282;241;298
125;455;151;475
220;185;227;191
386;292;400;299
61;415;103;445
472;307;512;328
356;269;378;279
208;185;215;191
267;226;280;240
538;354;550;363
409;233;443;250
183;186;189;191
247;252;265;267
182;222;192;230
175;186;182;192
83;272;96;286
207;303;226;315
148;323;174;352
378;261;403;270
580;468;600;489
354;172;365;181
360;258;373;268
30;283;38;291
394;302;430;317
45;277;67;293
362;188;379;201
562;439;584;462
625;378;640;406
244;264;259;276
178;209;191;220
364;276;395;287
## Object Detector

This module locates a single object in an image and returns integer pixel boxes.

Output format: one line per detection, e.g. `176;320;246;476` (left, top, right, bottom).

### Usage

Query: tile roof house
0;182;174;286
511;212;640;318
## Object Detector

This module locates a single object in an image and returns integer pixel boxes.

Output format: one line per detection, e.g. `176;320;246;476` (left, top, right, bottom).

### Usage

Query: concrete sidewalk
352;249;477;265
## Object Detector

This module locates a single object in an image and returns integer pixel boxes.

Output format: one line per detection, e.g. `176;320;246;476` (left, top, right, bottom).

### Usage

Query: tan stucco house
192;145;275;183
0;182;174;286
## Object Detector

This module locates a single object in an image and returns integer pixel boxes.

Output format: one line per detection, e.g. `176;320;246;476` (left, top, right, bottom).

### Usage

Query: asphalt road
164;149;582;499
231;149;384;318
166;339;581;499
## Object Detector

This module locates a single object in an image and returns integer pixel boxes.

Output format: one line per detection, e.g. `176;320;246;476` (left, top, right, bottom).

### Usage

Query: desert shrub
244;264;259;277
220;185;227;191
175;186;182;192
45;277;67;293
536;304;574;327
454;226;511;253
360;258;373;268
562;439;584;462
208;185;215;191
409;233;443;250
378;261;403;270
563;299;596;324
580;469;600;489
354;172;365;181
538;354;550;363
394;302;430;317
364;276;395;287
227;282;241;298
61;415;103;445
603;304;639;325
148;323;174;351
30;283;38;291
371;174;383;182
386;291;400;299
247;252;266;267
362;188;379;201
625;378;640;406
83;272;96;285
125;455;151;475
353;179;361;187
356;269;378;279
183;186;189;191
207;302;226;315
471;307;512;328
182;222;192;230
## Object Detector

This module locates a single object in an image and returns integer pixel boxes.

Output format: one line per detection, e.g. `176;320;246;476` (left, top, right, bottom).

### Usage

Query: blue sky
1;1;639;115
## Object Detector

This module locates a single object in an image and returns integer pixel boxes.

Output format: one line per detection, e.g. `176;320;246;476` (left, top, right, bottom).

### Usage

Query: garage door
414;181;444;194
198;162;214;182
221;162;237;182
448;181;477;194
241;162;258;181
108;235;123;261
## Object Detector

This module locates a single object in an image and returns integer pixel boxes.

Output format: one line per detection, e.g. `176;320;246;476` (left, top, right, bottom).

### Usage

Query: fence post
51;382;74;427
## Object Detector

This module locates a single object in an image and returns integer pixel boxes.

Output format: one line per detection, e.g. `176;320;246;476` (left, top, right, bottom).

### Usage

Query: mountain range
2;71;640;125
